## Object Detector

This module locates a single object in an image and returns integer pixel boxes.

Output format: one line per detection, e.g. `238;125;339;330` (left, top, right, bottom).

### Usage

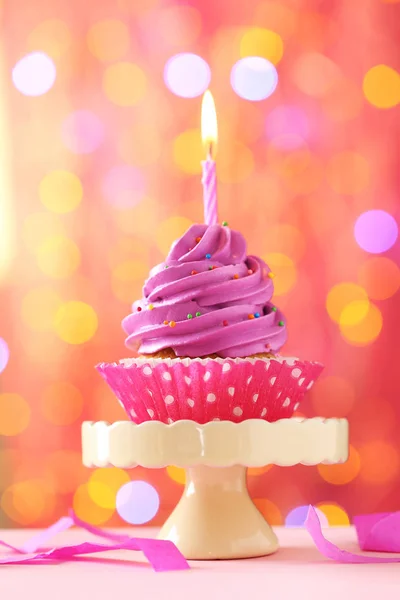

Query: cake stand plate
82;418;348;560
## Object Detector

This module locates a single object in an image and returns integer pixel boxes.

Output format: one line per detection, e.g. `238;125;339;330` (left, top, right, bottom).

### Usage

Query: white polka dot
143;366;152;375
270;376;276;385
167;418;174;424
147;408;155;418
282;397;291;408
291;368;302;378
265;362;270;371
276;391;282;399
207;393;216;403
293;402;300;411
130;408;137;418
307;380;314;390
261;408;267;417
298;377;305;387
228;387;235;397
213;417;221;421
284;357;296;366
184;376;191;385
187;398;194;408
204;371;211;382
162;372;172;381
233;406;243;417
253;393;259;403
164;394;175;405
247;376;253;385
222;363;231;372
147;388;153;396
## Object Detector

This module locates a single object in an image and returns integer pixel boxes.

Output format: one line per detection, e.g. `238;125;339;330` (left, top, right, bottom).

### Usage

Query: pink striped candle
202;152;218;226
201;91;218;226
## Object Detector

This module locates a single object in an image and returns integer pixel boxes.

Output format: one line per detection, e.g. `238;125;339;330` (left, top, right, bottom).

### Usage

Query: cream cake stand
82;418;348;560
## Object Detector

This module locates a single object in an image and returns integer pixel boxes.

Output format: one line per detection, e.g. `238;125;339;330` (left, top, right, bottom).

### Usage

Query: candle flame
201;90;218;158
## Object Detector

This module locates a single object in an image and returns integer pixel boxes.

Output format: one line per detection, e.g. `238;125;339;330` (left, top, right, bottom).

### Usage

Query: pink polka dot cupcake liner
96;356;324;424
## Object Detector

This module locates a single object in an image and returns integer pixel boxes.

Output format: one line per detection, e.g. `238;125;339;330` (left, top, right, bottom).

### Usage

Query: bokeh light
253;498;283;525
0;338;10;373
12;52;56;96
112;259;149;303
87;19;130;62
166;466;186;485
61;110;104;154
327;151;370;195
21;286;62;332
116;481;160;524
73;483;114;525
340;302;383;346
88;468;130;509
263;253;297;295
173;129;203;174
359;441;399;484
363;65;400;109
1;480;55;525
292;52;340;97
218;141;254;184
35;235;81;279
108;236;150;268
103;62;147;106
316;503;350;526
354;210;398;253
285;505;328;527
164;53;211;98
41;382;84;426
311;376;355;417
102;165;145;209
358;257;400;300
318;445;361;485
231;57;278;101
240;28;284;65
27;19;72;59
23;212;66;252
262;224;305;262
266;105;309;146
339;300;370;327
53;301;98;345
39;170;83;214
247;465;273;476
326;283;369;324
0;393;31;436
156;216;193;255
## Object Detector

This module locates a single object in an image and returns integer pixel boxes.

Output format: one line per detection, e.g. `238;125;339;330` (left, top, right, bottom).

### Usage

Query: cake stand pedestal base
159;465;277;559
82;418;349;560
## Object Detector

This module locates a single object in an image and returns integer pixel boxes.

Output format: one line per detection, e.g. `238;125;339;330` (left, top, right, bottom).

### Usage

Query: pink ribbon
1;506;399;569
305;506;400;563
0;512;189;572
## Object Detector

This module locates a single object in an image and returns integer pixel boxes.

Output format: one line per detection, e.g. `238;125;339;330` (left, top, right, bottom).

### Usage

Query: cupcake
97;223;323;423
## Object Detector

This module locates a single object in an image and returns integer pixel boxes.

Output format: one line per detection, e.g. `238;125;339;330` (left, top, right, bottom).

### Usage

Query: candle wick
208;142;213;160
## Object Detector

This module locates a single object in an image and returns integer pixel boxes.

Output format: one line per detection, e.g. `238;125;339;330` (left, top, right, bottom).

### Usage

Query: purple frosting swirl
122;224;287;357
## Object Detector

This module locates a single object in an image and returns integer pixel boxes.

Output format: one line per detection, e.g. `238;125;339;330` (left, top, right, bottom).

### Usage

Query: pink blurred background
0;0;399;529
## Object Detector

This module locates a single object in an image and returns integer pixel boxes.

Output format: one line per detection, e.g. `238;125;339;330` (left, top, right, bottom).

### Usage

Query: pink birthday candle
201;91;218;226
